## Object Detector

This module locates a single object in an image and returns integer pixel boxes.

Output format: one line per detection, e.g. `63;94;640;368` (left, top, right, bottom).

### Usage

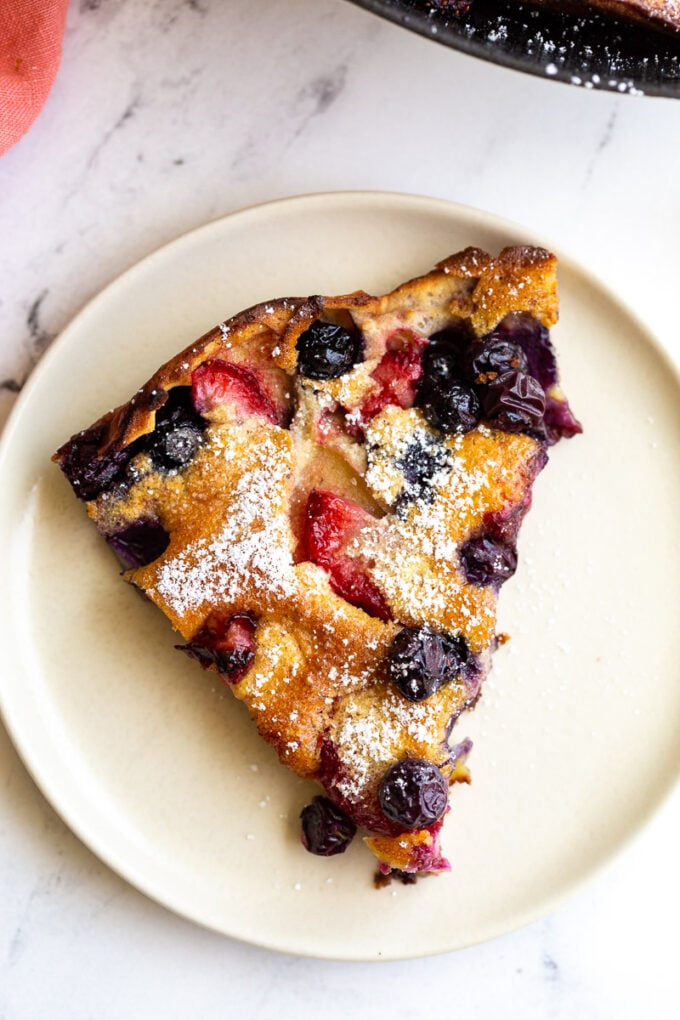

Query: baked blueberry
57;422;133;502
387;626;468;702
416;326;480;434
483;370;545;432
421;326;472;387
395;430;452;512
55;387;204;499
463;336;528;383
487;313;558;390
146;386;205;470
484;316;582;443
378;759;448;829
106;519;170;569
300;796;357;856
460;535;518;587
148;422;202;470
418;378;481;434
296;320;362;380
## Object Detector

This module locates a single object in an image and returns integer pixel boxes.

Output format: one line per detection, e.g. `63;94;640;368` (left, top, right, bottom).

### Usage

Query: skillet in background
347;0;680;98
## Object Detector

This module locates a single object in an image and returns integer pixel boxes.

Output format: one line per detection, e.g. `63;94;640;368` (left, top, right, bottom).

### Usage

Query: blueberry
460;535;517;587
478;321;582;445
416;326;481;434
483;370;545;432
421;326;472;387
387;626;469;702
55;386;205;500
422;348;459;388
300;796;357;856
395;430;453;513
418;379;481;434
463;337;528;383
148;423;202;470
488;313;558;390
56;422;133;502
296;320;362;380
378;759;448;830
145;386;205;471
106;519;170;569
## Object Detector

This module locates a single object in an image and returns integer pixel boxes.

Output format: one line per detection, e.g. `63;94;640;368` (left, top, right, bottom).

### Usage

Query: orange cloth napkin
0;0;69;157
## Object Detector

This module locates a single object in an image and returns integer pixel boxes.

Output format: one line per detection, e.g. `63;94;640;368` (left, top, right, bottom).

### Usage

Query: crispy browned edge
52;245;558;469
524;0;680;32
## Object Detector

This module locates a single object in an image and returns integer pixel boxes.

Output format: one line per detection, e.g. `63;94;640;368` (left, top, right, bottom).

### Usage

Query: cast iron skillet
346;0;680;97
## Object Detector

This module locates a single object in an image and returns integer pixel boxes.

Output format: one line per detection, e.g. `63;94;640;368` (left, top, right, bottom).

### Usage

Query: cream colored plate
1;193;679;961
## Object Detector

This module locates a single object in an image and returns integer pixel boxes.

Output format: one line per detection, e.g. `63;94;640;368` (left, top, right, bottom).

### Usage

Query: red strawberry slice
192;360;279;424
304;490;368;567
304;490;391;621
357;338;424;424
322;558;391;623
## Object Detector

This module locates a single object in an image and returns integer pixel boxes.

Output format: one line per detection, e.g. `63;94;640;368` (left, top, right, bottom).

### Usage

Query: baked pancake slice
53;246;580;881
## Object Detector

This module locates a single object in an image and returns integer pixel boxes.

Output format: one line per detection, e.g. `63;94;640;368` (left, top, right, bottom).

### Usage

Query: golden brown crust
54;245;558;471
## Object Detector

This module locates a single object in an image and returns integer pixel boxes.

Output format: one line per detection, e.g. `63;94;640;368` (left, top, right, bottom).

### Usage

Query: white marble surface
1;0;679;1015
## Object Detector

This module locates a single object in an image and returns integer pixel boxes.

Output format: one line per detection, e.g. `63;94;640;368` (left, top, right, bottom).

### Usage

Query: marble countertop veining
1;1;679;1016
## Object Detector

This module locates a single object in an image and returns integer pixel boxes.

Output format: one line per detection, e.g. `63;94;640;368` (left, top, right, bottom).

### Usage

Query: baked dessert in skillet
527;0;680;33
423;0;680;32
54;245;581;881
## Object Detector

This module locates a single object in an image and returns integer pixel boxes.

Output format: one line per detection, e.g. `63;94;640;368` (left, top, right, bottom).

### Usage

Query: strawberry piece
192;360;279;424
304;490;391;621
323;557;391;622
304;490;368;567
181;613;257;684
357;342;424;424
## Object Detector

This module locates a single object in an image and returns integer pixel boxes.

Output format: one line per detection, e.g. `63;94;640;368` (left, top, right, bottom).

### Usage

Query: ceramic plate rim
1;191;679;961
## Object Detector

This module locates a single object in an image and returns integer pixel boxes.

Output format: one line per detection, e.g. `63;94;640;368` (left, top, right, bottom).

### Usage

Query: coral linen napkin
0;0;70;157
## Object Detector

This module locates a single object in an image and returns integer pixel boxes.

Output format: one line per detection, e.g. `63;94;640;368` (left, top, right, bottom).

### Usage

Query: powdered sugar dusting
411;439;495;558
332;691;441;803
365;410;453;509
360;419;499;622
325;650;374;691
367;532;453;617
152;436;296;614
